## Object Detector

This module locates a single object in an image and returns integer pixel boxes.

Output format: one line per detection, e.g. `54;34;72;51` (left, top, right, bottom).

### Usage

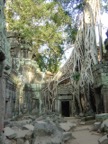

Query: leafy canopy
6;0;72;73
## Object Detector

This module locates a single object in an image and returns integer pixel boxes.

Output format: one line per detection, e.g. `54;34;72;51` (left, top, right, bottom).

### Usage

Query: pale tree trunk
83;0;99;65
73;0;99;83
74;0;100;106
98;0;103;61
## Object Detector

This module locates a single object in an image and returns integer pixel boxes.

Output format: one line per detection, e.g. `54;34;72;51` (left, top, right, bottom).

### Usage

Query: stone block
51;135;63;144
98;135;108;144
4;120;11;127
92;122;101;131
34;135;63;144
96;113;108;121
63;132;72;141
25;131;33;140
24;140;30;144
16;139;24;144
15;130;30;139
4;127;17;139
10;120;32;128
34;121;55;136
34;136;51;144
4;138;12;144
59;122;76;132
101;119;108;132
33;120;63;144
23;124;34;131
80;122;86;125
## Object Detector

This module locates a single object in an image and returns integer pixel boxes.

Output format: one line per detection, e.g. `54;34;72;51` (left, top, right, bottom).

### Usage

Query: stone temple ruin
1;0;108;123
6;32;45;117
1;0;108;144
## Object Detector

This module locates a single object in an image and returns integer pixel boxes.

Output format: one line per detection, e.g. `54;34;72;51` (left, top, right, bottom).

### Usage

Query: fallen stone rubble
6;112;108;144
87;113;108;144
4;113;74;144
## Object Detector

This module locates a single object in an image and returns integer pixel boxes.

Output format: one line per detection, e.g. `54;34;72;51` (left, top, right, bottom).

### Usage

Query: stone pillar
58;99;61;113
101;86;108;113
39;99;42;114
55;99;58;112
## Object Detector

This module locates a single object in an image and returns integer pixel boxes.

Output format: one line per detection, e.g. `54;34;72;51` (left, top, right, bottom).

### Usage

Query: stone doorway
61;100;70;117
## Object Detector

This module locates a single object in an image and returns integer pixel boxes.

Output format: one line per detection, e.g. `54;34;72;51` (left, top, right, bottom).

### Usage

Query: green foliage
5;0;72;73
65;24;78;43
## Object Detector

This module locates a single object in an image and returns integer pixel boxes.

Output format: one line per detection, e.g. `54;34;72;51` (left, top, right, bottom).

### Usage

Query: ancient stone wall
7;32;45;115
93;62;108;113
0;0;11;143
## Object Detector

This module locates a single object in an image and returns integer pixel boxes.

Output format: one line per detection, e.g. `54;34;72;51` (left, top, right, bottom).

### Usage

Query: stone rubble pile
4;113;75;144
89;113;108;144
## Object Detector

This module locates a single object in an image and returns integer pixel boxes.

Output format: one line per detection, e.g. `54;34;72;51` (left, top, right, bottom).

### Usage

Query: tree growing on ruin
45;0;103;113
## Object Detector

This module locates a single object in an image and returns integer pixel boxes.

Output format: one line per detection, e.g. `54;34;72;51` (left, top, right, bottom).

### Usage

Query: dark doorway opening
61;101;70;117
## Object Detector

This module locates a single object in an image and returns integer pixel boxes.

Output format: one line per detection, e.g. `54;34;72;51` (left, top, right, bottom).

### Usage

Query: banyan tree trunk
70;0;100;114
83;0;99;65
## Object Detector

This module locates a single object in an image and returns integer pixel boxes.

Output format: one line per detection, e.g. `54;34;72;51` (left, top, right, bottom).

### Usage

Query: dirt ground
64;117;102;144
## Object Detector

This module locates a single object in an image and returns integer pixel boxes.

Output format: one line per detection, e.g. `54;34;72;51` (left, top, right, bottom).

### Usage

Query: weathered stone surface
5;138;12;144
4;120;11;127
93;61;108;113
25;131;33;140
33;136;51;144
79;113;84;117
34;121;56;136
33;120;63;144
24;140;30;144
23;124;34;131
63;132;72;141
6;139;17;144
35;116;43;121
10;120;32;128
15;130;30;139
80;122;86;125
16;139;24;144
4;127;17;139
51;135;63;144
11;126;20;131
34;112;62;124
93;63;108;87
101;119;108;132
96;113;108;121
98;135;108;144
59;122;76;132
23;115;35;120
34;135;63;144
3;115;74;144
92;122;101;131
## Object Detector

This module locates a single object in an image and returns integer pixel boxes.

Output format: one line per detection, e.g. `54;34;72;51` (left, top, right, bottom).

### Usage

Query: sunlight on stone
27;71;34;83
